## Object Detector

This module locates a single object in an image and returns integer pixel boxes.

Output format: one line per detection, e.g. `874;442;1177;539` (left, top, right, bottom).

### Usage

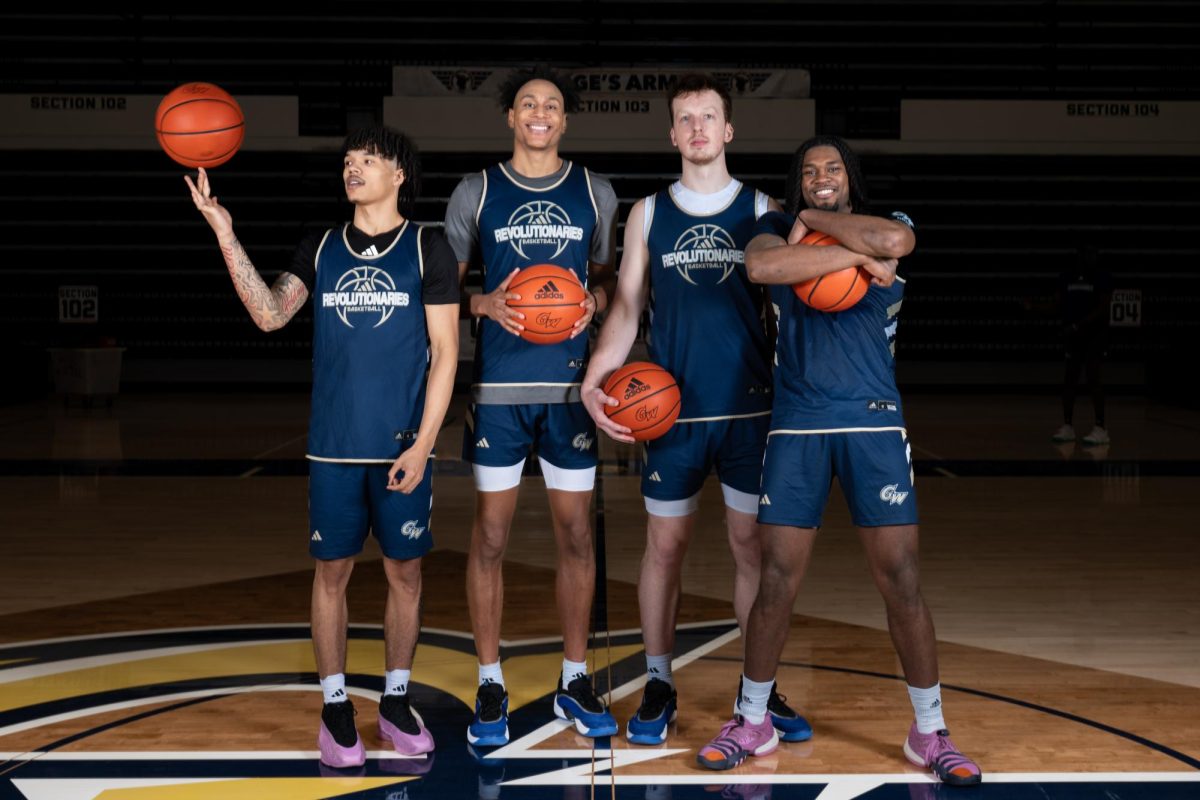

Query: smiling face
507;79;567;154
799;145;851;212
342;148;403;207
668;89;733;167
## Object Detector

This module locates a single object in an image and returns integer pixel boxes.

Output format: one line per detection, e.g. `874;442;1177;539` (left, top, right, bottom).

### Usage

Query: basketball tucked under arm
744;229;866;286
797;208;915;259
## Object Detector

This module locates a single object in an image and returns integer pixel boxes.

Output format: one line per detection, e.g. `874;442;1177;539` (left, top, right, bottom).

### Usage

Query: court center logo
495;201;584;261
322;265;410;329
661;224;742;286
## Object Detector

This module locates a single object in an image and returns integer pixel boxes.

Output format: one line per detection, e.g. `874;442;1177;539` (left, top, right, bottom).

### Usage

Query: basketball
792;231;870;312
155;82;245;169
506;264;588;345
603;362;681;441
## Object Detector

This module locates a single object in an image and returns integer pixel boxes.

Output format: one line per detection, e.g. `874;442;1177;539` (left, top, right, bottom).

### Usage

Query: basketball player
185;126;459;768
580;74;810;746
444;67;619;745
696;136;982;786
1052;244;1112;446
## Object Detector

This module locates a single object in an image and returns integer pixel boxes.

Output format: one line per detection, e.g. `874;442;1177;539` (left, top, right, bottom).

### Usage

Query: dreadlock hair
664;73;733;124
497;66;580;114
786;135;869;217
341;125;421;216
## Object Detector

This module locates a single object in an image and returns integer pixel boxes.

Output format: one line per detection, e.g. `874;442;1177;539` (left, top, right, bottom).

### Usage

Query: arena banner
0;94;299;149
902;99;1200;143
386;66;814;152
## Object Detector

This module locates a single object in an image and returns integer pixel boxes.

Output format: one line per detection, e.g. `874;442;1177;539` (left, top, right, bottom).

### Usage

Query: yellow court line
97;777;411;799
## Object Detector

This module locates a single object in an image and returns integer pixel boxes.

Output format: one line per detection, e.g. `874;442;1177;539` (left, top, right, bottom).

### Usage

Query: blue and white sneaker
467;682;510;746
736;679;813;742
553;673;618;737
626;677;677;745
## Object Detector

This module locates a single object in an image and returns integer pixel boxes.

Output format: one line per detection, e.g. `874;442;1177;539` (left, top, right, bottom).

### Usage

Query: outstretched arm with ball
185;167;308;331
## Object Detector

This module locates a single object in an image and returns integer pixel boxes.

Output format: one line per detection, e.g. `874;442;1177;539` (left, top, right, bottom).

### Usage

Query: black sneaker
767;683;812;742
379;694;420;735
626;677;678;744
378;693;434;755
321;699;360;747
553;673;618;737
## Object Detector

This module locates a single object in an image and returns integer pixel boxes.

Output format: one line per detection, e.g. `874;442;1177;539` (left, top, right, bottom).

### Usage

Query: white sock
908;682;946;734
384;668;410;697
646;653;674;688
320;673;347;704
562;658;588;689
478;661;505;689
737;674;772;725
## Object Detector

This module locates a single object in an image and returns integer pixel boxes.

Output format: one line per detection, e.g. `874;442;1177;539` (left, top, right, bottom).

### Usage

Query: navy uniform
640;180;773;515
288;222;460;558
446;161;618;488
755;209;919;528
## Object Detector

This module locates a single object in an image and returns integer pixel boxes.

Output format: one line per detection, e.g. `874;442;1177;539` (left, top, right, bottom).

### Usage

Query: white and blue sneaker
626;677;677;745
553;673;618;737
467;682;510;746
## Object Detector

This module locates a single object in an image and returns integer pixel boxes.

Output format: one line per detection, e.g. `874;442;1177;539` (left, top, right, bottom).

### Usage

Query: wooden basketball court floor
1;388;1198;799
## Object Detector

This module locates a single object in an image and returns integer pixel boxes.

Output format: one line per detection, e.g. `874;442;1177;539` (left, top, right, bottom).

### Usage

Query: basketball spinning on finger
602;362;681;441
155;82;245;169
505;264;588;344
793;231;870;312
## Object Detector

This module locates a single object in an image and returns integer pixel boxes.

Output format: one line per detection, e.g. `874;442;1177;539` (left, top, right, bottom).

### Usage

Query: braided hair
785;135;869;216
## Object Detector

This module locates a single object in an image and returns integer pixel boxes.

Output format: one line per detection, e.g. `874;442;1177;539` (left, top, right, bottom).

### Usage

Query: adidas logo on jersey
311;530;323;542
534;280;565;301
648;471;662;482
476;437;490;449
624;377;650;400
759;494;771;506
360;244;379;257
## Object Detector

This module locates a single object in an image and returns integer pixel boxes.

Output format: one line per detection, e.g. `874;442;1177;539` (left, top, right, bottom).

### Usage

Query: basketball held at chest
506;264;588;345
155;82;245;169
603;362;681;442
793;231;870;312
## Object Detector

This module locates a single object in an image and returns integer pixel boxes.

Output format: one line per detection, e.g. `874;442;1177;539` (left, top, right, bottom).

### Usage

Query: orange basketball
792;231;870;312
506;264;588;345
155;82;245;169
603;362;681;442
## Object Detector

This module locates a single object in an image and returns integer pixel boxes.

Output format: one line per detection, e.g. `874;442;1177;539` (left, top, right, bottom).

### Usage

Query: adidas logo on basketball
624;377;650;400
534;280;565;301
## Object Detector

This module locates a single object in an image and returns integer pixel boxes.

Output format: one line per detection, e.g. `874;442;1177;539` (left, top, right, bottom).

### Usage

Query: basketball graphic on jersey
496;200;585;261
662;224;742;285
322;265;410;329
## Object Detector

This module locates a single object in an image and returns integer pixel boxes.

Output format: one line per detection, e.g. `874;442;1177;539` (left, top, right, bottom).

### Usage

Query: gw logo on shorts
572;432;594;451
323;266;410;329
495;200;584;261
880;484;909;506
661;224;743;286
401;520;426;540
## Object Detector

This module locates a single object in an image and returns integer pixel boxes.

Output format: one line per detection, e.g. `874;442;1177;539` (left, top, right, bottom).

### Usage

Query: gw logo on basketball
880;484;909;506
535;312;563;329
495;201;584;261
401;520;426;539
322;266;409;329
661;224;743;286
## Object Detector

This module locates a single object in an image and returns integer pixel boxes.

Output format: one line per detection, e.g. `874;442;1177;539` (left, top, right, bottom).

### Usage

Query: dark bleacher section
2;5;1198;395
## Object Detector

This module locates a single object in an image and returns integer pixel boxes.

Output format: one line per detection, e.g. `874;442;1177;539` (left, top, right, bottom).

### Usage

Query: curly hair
341;125;421;216
786;135;869;216
497;66;580;114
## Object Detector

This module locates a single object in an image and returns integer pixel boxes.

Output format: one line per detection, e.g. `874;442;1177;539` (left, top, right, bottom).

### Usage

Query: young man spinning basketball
444;67;619;744
186;126;459;767
696;136;982;786
581;74;810;746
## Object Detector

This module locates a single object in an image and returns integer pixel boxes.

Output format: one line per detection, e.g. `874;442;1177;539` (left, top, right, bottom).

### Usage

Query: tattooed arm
184;167;309;331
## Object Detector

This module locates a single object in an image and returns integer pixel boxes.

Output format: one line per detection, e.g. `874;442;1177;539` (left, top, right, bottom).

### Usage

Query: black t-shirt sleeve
288;231;325;292
420;226;462;305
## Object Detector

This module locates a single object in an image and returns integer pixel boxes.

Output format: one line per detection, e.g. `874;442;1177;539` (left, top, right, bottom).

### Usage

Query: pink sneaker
903;723;981;786
696;715;778;771
378;694;435;755
318;700;366;768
